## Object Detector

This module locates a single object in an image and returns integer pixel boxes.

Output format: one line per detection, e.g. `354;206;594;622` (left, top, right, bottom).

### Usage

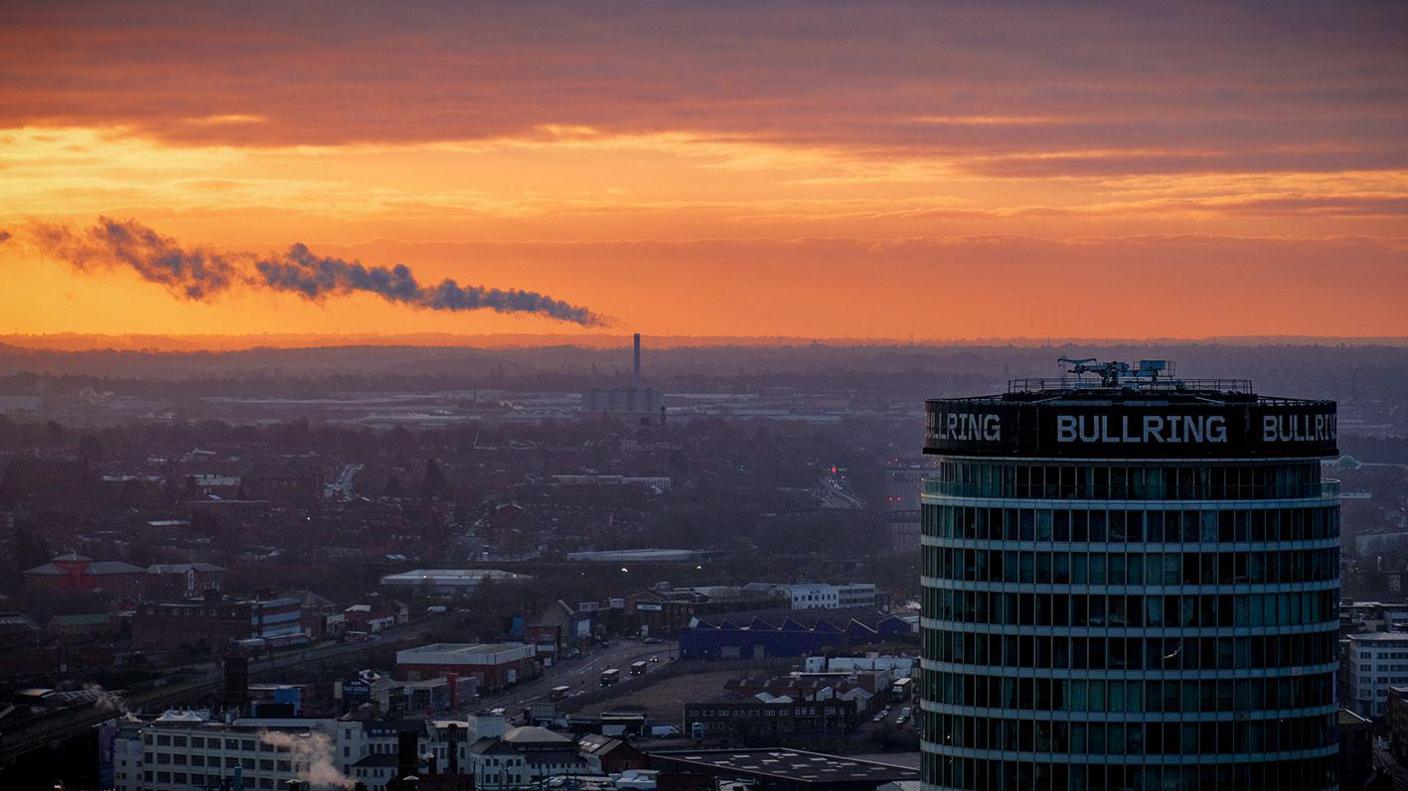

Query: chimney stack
632;333;641;389
223;654;249;714
446;723;461;775
397;730;419;780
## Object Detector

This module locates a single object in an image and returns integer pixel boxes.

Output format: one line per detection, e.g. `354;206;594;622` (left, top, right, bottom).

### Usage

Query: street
480;639;678;715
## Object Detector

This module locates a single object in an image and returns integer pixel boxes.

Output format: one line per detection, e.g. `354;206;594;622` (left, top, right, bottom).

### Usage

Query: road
0;628;674;764
483;640;678;716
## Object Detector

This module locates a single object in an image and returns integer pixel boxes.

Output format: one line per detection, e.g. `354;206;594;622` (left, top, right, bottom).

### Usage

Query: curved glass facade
920;455;1340;791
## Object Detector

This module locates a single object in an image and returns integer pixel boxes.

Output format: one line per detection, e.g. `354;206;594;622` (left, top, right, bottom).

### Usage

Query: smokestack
224;654;249;714
446;723;461;775
633;333;641;389
398;731;419;780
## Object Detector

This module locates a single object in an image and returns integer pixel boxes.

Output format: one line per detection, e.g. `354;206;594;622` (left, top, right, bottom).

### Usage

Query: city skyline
2;2;1407;343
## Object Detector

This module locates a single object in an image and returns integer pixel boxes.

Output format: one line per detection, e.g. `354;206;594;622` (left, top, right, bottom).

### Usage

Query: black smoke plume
14;217;604;326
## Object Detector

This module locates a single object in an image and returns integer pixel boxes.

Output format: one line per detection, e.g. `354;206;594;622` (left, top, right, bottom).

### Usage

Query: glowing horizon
2;2;1405;344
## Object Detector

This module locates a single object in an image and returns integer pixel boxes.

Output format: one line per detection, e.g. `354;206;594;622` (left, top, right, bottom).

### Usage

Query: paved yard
579;670;740;723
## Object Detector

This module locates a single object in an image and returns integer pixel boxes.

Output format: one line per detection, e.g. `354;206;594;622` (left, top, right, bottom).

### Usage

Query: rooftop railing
1007;377;1254;394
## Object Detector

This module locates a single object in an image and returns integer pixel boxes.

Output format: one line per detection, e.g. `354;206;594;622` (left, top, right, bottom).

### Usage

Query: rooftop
566;549;708;563
504;726;571;745
381;568;526;583
648;749;917;784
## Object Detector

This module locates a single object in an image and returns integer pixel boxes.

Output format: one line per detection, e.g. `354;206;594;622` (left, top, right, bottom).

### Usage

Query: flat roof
1349;632;1408;641
397;642;535;664
649;749;917;784
566;549;707;562
381;568;526;583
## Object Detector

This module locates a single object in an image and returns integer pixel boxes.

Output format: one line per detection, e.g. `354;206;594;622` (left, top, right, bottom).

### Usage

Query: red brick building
23;553;147;599
131;600;253;650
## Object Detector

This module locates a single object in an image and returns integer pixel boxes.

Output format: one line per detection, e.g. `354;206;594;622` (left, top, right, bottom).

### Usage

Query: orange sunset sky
1;2;1406;343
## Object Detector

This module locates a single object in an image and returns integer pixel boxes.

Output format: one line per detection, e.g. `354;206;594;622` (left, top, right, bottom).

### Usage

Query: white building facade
1349;633;1408;717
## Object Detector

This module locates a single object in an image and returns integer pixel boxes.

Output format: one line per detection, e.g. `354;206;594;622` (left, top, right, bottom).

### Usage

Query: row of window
144;753;297;771
924;546;1337;586
924;590;1336;630
923;505;1338;544
922;631;1338;671
929;460;1324;501
920;753;1335;791
923;710;1335;755
145;733;287;752
144;771;289;789
923;671;1334;714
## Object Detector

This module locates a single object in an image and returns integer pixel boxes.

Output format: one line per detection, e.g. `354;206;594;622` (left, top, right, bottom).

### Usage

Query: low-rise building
131;596;307;651
680;608;914;660
684;698;863;740
146;563;226;600
833;583;878;609
1390;686;1408;762
113;712;340;791
781;583;840;610
1340;708;1374;791
1349;632;1408;717
24;553;147;599
647;748;917;790
466;726;588;788
395;642;537;692
577;734;647;774
380;568;527;597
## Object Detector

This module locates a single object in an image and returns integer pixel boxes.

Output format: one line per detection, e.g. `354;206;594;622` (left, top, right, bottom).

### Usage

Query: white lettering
981;414;1000;441
935;411;1003;443
1057;413;1230;444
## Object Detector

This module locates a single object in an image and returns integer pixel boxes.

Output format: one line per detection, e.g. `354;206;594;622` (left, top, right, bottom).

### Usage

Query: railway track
0;616;449;766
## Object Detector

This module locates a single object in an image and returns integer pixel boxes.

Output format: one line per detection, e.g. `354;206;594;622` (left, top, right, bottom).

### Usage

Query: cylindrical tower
919;362;1339;791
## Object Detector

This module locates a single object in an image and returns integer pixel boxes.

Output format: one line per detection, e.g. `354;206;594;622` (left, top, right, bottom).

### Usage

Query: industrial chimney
632;333;641;389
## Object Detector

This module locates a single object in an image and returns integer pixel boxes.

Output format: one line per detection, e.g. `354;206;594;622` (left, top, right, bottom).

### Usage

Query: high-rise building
919;360;1340;791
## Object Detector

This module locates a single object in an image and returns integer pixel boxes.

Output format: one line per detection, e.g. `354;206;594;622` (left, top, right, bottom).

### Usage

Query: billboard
925;398;1336;459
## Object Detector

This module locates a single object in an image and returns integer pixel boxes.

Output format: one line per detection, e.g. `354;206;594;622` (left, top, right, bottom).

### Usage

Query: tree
78;435;104;464
44;420;65;445
13;527;51;571
422;458;448;496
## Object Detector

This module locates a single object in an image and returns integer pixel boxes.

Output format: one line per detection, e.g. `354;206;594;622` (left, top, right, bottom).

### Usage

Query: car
649;655;659;663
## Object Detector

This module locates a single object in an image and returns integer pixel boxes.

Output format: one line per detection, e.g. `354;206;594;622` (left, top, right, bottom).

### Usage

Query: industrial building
920;359;1340;790
582;333;665;422
379;568;527;596
395;642;537;691
679;608;913;659
131;596;305;651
